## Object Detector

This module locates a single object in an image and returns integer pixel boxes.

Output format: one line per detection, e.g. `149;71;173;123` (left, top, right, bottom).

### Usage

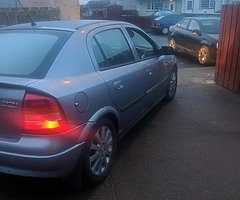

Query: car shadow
175;53;215;68
115;99;169;160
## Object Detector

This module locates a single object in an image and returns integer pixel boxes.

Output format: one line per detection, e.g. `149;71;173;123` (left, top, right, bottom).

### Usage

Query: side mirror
159;46;174;55
192;29;201;36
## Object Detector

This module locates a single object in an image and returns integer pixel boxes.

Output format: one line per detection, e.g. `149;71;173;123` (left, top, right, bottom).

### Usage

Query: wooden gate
215;5;240;93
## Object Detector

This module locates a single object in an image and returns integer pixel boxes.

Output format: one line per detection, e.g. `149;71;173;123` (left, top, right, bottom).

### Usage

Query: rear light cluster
154;21;160;27
23;92;69;134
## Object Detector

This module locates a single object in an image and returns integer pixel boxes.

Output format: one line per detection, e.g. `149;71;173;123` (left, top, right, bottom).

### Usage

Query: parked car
152;14;185;35
168;17;220;65
0;20;178;187
152;10;174;19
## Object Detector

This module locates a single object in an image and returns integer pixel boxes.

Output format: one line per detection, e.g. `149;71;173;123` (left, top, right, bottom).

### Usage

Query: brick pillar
21;0;80;20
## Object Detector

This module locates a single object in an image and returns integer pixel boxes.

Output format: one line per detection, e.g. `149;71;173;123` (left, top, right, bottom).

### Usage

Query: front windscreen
0;29;72;79
200;19;220;34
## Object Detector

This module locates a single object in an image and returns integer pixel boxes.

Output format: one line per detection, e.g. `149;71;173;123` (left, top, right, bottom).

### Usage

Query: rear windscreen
200;19;220;34
0;29;72;79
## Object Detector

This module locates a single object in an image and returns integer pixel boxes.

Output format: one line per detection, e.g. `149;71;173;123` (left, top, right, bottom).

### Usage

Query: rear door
185;19;202;54
88;26;148;126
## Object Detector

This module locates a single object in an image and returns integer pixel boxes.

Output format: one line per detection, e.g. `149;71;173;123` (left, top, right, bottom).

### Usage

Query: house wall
175;0;183;13
116;0;182;16
20;0;80;19
116;0;137;10
181;0;222;14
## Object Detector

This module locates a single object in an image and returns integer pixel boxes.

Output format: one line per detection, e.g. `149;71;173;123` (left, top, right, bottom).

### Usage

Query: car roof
184;16;220;21
1;20;131;32
155;14;184;20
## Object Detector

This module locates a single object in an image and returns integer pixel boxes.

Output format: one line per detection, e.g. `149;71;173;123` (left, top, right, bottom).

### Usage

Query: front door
185;19;202;54
125;27;167;104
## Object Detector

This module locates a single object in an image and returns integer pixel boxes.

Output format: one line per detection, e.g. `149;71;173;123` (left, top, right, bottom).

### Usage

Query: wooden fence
215;5;240;93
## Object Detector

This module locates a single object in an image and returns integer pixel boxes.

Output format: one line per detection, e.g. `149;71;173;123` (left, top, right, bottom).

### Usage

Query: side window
126;28;157;60
93;29;135;70
179;19;190;30
188;20;200;31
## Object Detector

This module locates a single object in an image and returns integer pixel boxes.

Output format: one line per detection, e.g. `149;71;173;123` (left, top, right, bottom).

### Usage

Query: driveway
0;35;240;200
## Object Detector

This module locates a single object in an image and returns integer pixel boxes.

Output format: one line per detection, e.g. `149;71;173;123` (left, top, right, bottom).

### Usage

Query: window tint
200;19;220;34
188;20;200;31
126;28;157;60
93;29;135;69
178;19;190;29
0;30;72;78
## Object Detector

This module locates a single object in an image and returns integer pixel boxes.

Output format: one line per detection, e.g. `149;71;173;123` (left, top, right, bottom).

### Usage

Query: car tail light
23;92;69;134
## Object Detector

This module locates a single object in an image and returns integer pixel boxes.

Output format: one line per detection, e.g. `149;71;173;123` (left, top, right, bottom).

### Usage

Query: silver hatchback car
0;20;177;186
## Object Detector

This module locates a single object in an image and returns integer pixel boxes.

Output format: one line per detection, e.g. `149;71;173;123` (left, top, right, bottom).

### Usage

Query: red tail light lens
23;92;69;134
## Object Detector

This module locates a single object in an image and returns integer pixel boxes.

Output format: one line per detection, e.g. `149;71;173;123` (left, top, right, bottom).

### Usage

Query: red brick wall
21;0;80;20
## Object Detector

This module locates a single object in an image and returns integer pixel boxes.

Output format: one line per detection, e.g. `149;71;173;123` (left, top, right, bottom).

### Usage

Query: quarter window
92;29;135;70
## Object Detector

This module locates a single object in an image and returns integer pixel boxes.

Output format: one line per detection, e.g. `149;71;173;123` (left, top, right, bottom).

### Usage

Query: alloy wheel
168;71;177;97
198;46;209;65
169;38;176;51
162;27;169;35
89;126;113;176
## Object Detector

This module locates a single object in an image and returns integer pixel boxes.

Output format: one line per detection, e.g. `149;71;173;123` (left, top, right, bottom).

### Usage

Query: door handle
114;81;124;90
146;69;152;76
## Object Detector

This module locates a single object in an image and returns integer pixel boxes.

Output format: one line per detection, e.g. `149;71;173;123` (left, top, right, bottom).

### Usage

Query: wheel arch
161;26;169;34
79;106;120;142
200;40;211;48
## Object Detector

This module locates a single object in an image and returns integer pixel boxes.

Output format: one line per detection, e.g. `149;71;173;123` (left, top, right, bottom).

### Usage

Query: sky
79;0;90;5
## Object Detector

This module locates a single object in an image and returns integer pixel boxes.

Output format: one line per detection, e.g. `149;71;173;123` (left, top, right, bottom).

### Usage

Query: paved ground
0;35;240;200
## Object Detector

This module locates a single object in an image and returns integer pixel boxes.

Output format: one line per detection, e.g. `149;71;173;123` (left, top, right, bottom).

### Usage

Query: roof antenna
17;0;36;26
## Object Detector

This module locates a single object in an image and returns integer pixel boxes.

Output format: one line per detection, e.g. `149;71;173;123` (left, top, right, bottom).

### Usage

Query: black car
152;14;185;35
168;17;220;65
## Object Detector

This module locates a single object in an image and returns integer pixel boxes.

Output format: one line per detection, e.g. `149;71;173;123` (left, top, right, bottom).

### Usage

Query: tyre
198;45;210;65
169;38;178;53
161;27;169;35
165;68;178;101
82;118;117;185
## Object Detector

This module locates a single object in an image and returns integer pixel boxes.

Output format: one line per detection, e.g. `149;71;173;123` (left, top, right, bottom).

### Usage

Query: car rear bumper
0;142;84;178
0;125;86;178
